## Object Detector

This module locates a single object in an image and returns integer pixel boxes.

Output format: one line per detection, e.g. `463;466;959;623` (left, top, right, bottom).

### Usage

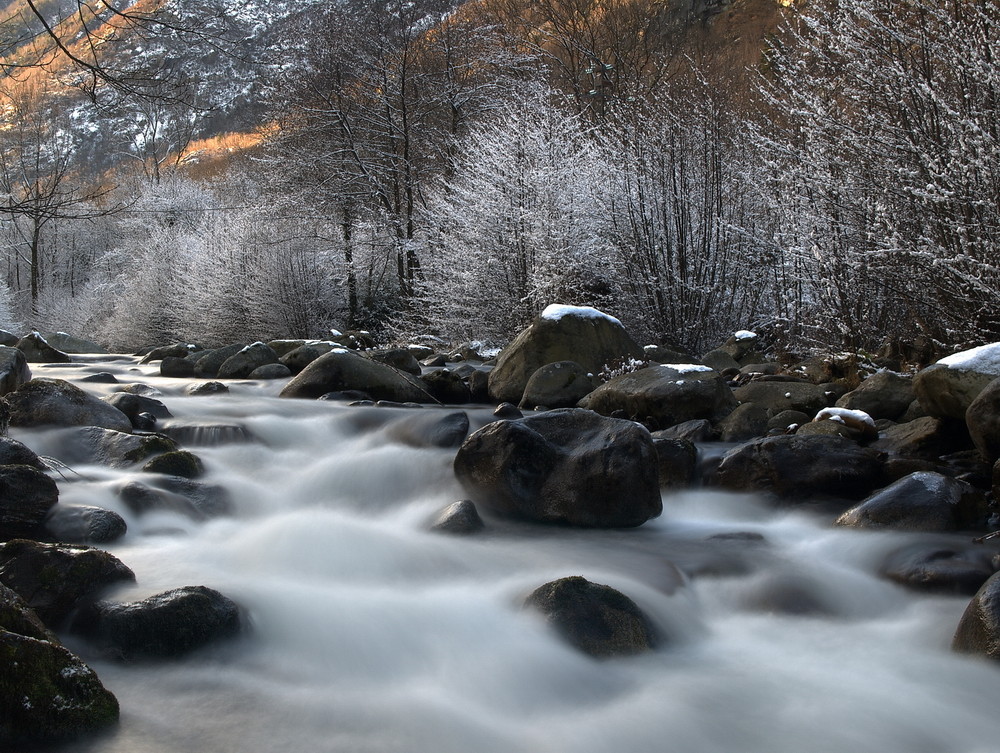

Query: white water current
19;358;1000;753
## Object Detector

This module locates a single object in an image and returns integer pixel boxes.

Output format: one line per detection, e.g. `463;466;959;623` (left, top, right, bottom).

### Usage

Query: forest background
0;0;995;358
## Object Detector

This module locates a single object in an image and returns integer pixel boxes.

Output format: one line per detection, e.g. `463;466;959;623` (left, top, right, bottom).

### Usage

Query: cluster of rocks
0;332;245;747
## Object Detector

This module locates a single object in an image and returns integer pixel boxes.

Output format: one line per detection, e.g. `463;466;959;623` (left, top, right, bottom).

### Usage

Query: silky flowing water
21;358;1000;753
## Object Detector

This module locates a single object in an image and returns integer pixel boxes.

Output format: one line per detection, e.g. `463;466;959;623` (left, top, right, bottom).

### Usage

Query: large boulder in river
217;342;280;379
15;332;71;363
72;585;243;661
0;539;135;626
0;628;119;746
914;343;1000;419
519;361;595;409
39;332;108;355
952;572;1000;660
193;343;244;378
44;504;127;544
0;345;30;395
966;377;1000;463
488;305;643;404
836;472;986;532
0;465;59;540
6;379;132;432
579;364;736;430
523;576;658;658
454;408;661;527
279;348;436;403
37;426;177;468
708;435;884;501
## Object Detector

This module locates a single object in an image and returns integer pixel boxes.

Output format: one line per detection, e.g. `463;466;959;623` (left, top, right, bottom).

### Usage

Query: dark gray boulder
280;348;436;403
882;543;997;595
6;378;132;432
871;416;964;460
836;472;986;532
0;345;30;396
160;356;196;378
16;332;71;363
279;344;333;375
717;402;770;442
519;361;595;409
708;435;884;501
41;427;177;468
72;585;243;661
0;329;17;346
0;436;45;469
523;576;658;658
454;408;661;527
193;344;245;378
952;572;1000;659
914;345;1000;419
0;629;119;746
488;305;643;404
0;539;135;626
579;364;736;430
430;500;485;534
836;371;915;420
39;332;108;355
249;363;292;379
139;343;196;364
0;582;54;641
142;450;205;478
966;377;1000;463
0;465;59;540
370;348;422;376
732;381;835;416
651;436;698;489
103;392;172;430
44;505;128;544
186;381;229;396
218;342;280;379
384;410;470;449
421;368;472;404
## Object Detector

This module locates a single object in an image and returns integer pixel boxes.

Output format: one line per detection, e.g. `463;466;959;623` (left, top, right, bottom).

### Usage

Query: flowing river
20;357;1000;753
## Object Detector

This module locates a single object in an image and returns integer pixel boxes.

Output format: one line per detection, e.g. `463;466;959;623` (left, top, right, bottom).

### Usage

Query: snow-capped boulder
279;348;436;403
579;363;737;429
708;435;883;501
836;472;986;532
0;345;30;396
15;332;71;363
487;305;643;404
914;343;1000;419
454;408;661;528
72;585;243;661
966;377;1000;463
835;371;914;420
519;360;595;409
953;572;1000;660
523;576;658;658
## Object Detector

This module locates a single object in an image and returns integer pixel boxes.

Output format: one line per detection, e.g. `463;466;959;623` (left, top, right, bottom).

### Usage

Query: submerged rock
44;505;128;545
6;378;132;432
883;543;997;595
523;576;658;658
430;500;485;534
836;472;986;532
73;585;243;661
454;408;660;527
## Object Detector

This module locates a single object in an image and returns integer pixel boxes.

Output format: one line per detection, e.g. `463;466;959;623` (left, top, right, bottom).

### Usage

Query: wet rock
952;571;1000;659
430;500;484;534
1;582;54;641
966;377;1000;464
160;356;196;378
249;363;292;379
192;344;244;378
103;392;172;430
139;343;197;363
80;372;119;384
465;367;491;402
717;402;769;442
882;543;997;595
44;505;127;544
708;435;884;501
44;426;177;468
519;360;595;410
488;305;643;404
280;348;436;403
72;585;243;661
454;408;661;528
16;332;71;363
871;416;966;460
0;436;45;469
732;381;834;416
493;403;522;420
836;371;915;420
421;368;472;404
0;329;17;346
0;344;31;395
384;410;470;449
579;364;737;430
0;539;135;626
118;478;231;519
369;348;422;376
186;381;229;396
836;472;986;532
218;342;280;379
6;378;132;432
0;630;119;746
39;332;108;355
141;450;205;479
523;576;657;658
0;466;59;540
651;436;698;489
280;344;333;375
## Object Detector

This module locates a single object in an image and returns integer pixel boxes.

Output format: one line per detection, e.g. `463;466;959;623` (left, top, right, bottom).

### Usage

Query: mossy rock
142;450;205;479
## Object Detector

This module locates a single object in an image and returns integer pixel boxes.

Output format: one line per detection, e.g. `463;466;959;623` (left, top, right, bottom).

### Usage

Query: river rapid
21;357;1000;753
